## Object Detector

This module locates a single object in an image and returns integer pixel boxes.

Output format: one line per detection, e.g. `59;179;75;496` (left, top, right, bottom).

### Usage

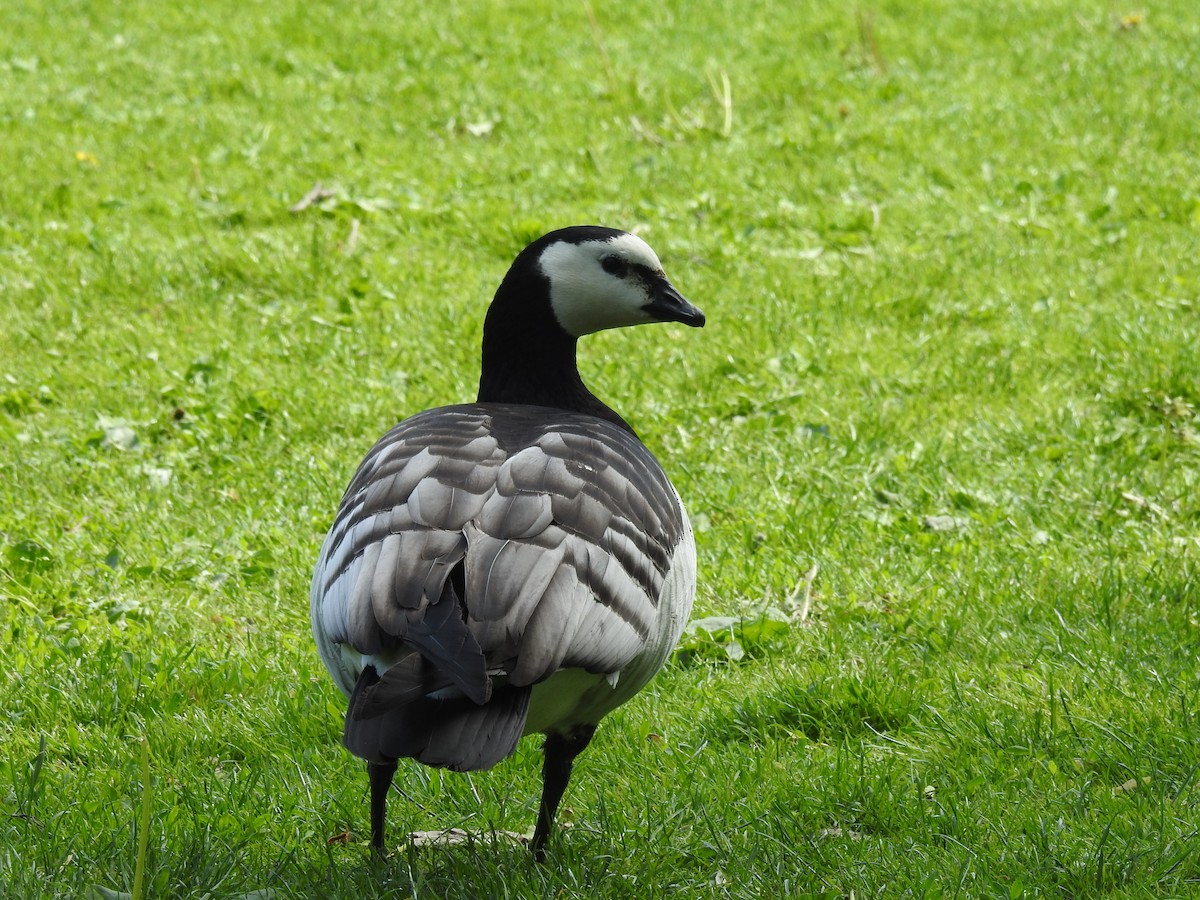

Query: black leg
368;760;398;854
530;725;596;863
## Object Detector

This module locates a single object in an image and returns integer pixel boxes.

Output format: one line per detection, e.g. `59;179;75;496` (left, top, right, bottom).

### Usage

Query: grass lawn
3;0;1199;896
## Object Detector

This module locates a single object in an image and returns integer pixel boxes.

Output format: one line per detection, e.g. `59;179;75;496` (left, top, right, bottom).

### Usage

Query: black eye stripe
601;255;627;276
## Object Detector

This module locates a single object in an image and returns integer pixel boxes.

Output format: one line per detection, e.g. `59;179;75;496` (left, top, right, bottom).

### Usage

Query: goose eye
600;255;627;277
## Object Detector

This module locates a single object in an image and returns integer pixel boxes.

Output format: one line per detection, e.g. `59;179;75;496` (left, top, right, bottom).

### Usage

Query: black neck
475;274;634;434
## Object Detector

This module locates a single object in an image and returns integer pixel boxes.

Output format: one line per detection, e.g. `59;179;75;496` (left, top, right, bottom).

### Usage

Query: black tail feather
344;666;531;771
349;653;452;718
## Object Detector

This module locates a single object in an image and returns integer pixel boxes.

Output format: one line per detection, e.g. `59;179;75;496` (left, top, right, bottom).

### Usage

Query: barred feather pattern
311;402;694;767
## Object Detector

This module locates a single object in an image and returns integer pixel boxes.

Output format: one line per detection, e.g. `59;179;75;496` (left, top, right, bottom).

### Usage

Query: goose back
311;402;695;770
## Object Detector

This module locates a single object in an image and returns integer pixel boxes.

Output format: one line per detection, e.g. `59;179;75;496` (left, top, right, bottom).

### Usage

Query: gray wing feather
478;488;554;540
347;541;386;652
510;559;595;683
464;530;566;656
568;602;637;673
408;470;490;528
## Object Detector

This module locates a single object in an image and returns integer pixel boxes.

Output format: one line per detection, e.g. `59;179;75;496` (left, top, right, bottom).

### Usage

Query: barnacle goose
310;225;704;860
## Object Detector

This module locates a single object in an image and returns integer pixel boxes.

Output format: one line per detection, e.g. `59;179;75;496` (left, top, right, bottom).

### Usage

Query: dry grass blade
289;183;336;214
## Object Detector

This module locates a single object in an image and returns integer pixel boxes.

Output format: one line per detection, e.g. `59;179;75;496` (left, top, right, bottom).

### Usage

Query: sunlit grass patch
3;0;1200;895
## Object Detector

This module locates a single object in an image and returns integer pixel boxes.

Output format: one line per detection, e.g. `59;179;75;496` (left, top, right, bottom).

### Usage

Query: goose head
533;226;705;337
478;226;704;422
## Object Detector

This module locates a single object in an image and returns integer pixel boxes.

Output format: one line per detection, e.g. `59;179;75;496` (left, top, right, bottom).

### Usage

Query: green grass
3;0;1199;896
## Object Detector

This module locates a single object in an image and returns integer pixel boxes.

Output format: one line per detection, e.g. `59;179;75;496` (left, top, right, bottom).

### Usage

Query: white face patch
538;233;666;338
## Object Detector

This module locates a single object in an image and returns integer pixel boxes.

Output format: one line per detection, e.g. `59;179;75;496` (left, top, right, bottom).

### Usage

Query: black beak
643;279;705;328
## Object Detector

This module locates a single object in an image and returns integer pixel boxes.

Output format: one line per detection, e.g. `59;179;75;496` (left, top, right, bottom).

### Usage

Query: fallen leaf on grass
1113;776;1150;795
